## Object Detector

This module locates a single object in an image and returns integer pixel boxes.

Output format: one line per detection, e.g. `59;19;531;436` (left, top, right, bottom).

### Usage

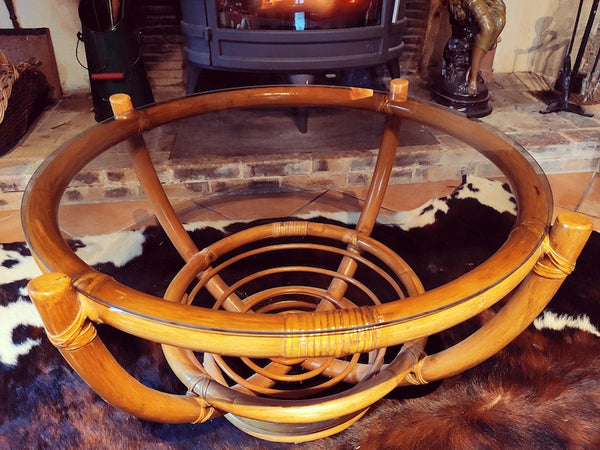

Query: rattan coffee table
23;80;592;442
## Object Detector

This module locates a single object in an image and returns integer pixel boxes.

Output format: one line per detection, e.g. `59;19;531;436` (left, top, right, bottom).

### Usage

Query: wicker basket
0;51;50;155
0;51;17;124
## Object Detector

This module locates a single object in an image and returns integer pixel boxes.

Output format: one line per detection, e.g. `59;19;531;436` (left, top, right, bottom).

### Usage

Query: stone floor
1;72;599;244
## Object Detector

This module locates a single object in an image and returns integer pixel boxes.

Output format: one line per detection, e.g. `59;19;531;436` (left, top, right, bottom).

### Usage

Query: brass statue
436;0;506;117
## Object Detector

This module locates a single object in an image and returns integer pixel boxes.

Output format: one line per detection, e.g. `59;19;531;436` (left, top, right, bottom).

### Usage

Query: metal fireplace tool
540;0;598;117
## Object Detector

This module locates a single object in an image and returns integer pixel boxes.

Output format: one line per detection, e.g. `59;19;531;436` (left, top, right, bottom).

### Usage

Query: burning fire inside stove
217;0;383;29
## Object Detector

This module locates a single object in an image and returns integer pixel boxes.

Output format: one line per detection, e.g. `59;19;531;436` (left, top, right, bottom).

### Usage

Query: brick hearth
1;73;598;212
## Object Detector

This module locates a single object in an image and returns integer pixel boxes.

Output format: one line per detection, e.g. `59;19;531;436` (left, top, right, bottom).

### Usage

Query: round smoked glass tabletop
21;84;553;355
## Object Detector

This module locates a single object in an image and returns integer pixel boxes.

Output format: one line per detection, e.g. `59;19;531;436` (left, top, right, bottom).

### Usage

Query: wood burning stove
180;0;407;93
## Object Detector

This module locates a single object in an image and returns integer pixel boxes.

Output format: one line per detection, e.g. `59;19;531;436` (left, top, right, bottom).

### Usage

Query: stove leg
387;58;401;80
287;74;315;134
185;63;201;95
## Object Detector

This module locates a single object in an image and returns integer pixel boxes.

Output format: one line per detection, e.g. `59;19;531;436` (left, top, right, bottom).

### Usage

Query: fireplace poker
3;0;21;28
572;0;599;83
540;0;594;117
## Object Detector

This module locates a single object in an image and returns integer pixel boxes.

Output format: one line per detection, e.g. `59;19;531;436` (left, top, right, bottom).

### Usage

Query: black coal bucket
78;0;154;121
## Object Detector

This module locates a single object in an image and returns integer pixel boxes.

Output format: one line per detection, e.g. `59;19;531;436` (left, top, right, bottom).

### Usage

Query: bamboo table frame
23;81;592;442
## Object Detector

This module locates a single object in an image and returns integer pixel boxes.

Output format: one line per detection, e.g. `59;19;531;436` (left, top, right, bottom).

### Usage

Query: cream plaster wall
0;0;89;93
1;0;597;94
494;0;597;79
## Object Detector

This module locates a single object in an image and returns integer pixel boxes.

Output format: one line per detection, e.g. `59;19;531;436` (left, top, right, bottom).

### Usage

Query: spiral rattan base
161;220;426;441
23;81;592;442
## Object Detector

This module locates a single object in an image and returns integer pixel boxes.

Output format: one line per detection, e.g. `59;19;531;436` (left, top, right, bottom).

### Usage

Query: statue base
434;89;492;118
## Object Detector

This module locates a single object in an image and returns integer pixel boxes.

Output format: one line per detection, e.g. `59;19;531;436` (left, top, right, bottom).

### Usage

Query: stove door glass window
217;0;383;30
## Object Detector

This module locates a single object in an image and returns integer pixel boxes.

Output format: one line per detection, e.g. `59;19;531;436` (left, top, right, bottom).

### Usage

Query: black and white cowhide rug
2;176;599;449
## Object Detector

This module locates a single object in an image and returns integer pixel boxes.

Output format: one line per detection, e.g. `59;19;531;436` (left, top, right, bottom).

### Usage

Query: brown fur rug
2;178;599;449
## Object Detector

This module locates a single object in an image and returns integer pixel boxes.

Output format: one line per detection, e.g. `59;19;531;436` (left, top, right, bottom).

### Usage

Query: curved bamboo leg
298;82;407;388
109;94;245;312
402;211;593;385
27;272;218;423
109;94;199;262
325;81;407;306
